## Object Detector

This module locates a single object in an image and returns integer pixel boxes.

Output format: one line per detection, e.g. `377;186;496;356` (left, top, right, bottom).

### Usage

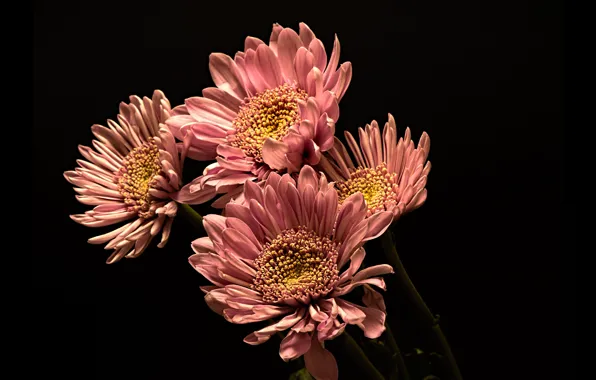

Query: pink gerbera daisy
318;114;431;220
189;166;394;380
167;22;352;208
64;90;188;264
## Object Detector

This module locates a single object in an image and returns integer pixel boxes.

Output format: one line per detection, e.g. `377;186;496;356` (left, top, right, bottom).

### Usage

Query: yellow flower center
228;83;308;162
336;163;399;216
116;142;162;218
253;227;339;303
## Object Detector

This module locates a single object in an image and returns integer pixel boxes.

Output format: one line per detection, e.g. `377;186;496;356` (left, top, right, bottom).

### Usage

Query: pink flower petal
363;211;393;241
283;180;303;226
362;285;386;312
335;298;367;324
277;28;302;82
330;62;352;101
292;316;316;333
224;203;265;242
294;47;315;90
243;178;265;205
209;53;247;99
358;305;386;339
299;22;316;46
262;138;289;170
233;53;256;96
304;336;338;380
263;185;286;231
204;288;229;315
244;308;306;345
298;97;320;126
188;253;227;287
191;237;215;254
315;114;335;152
281;131;306;173
222;228;261;260
185;97;236;126
306;67;324;97
249;199;280;238
279;330;312;361
244;36;265;51
244;49;267;93
216;145;245;158
337;299;386;339
225;217;262;250
341;247;366;280
303;140;322;166
332;278;387;297
203;214;227;244
316;91;339;122
323;35;341;85
337;220;368;269
297;165;319;195
319;188;337;237
256;44;283;88
269;23;284;55
172;182;217;205
308;38;327;71
215;156;254;172
212;172;255;191
224;305;293;324
308;304;328;323
344;130;366;168
201;87;242;111
352;264;394;282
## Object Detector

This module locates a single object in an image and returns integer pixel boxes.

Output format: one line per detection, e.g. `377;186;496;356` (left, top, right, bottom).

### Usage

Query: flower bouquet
65;23;462;380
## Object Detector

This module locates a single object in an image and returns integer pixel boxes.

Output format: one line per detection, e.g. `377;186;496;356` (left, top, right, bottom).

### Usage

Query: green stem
333;331;385;380
177;203;204;232
380;231;463;380
385;324;410;380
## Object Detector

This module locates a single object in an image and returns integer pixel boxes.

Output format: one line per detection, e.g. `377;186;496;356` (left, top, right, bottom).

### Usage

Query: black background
33;0;566;379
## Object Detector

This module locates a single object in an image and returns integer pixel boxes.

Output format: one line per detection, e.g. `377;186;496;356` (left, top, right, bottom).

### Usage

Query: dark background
33;0;566;379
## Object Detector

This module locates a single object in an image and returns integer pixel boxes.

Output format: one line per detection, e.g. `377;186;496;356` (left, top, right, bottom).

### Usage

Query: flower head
190;166;393;380
64;90;188;263
168;22;352;208
319;114;431;220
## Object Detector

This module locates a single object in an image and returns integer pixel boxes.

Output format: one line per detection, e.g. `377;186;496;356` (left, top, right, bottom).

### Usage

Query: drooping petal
66;90;183;263
279;331;312;361
244;308;306;345
304;336;339;380
363;211;393;241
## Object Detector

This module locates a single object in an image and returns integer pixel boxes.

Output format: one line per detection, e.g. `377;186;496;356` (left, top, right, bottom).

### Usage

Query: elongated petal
209;53;247;99
304;337;338;380
280;331;312;361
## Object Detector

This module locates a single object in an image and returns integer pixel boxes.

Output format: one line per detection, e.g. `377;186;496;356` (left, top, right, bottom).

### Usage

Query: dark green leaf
288;368;314;380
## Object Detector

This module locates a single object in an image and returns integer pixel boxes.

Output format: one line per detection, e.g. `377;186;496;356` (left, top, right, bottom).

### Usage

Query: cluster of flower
65;23;431;380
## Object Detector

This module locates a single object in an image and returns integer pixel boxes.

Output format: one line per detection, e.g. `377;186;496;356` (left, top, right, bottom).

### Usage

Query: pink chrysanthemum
318;114;431;220
64;90;189;264
168;22;352;208
189;166;393;380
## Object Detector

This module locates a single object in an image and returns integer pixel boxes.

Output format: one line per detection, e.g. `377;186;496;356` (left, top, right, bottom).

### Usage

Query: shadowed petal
304;336;338;380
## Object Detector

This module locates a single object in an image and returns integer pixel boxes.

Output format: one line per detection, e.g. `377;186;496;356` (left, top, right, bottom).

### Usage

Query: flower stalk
385;324;410;380
380;230;463;380
177;203;204;232
332;331;386;380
